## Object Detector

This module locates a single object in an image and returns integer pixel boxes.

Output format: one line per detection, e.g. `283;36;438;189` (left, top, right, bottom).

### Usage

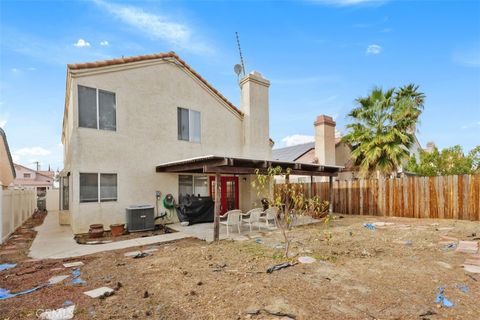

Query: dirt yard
1;215;479;320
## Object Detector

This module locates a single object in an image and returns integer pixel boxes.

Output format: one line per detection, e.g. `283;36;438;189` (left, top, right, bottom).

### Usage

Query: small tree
406;144;480;176
252;166;329;258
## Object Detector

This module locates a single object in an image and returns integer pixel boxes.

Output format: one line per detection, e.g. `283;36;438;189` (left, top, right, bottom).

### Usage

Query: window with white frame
80;173;117;203
78;85;116;131
177;107;200;142
178;175;208;201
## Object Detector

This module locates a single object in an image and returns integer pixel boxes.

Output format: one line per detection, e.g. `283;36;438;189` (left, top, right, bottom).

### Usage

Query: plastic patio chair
219;209;242;236
259;207;278;228
242;208;263;232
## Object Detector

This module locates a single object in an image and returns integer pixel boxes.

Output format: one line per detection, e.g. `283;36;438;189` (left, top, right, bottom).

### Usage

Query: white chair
259;207;278;228
242;208;263;232
219;209;242;237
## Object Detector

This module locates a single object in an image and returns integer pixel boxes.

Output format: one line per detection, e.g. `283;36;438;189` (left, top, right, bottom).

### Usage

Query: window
78;85;116;131
100;174;117;202
80;173;117;203
23;173;31;178
62;176;69;210
80;173;98;203
178;175;208;201
177;107;200;142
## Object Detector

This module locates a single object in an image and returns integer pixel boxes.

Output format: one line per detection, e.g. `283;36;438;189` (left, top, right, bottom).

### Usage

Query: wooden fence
275;175;480;221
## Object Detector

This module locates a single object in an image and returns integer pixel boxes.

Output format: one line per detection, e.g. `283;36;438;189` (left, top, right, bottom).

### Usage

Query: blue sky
1;0;479;170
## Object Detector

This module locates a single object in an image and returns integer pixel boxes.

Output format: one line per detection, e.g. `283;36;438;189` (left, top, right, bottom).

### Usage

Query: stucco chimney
314;115;336;165
240;71;271;159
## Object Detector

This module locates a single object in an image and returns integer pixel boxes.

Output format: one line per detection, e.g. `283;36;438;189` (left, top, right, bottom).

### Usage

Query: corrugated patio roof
156;155;343;176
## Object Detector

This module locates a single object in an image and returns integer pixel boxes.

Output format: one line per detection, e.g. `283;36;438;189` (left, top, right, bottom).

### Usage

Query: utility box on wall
125;205;155;232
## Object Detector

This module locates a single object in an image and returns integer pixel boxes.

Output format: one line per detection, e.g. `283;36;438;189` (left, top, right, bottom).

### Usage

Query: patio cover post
310;175;314;198
213;172;221;241
328;176;333;213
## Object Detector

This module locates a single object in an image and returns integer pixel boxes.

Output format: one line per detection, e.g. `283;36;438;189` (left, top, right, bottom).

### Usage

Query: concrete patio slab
29;211;191;259
29;211;321;259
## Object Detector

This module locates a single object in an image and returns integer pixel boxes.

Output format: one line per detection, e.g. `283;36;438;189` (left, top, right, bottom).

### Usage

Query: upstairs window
23;173;31;178
177;107;200;142
78;85;116;131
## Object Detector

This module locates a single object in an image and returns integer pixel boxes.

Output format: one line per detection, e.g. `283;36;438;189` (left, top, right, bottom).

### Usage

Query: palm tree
341;84;425;177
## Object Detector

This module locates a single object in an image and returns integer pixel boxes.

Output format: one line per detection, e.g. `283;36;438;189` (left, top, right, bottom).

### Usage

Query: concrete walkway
29;212;321;259
29;211;190;259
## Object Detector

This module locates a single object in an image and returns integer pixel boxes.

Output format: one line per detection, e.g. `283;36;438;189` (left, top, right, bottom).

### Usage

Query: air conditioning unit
126;205;155;232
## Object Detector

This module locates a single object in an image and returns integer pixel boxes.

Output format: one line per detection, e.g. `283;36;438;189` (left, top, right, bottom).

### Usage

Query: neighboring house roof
272;138;342;162
66;52;243;117
14;163;55;181
272;142;315;162
0;128;16;179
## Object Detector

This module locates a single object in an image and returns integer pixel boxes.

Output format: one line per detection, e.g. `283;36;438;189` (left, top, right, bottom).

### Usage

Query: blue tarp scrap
455;284;469;293
363;223;376;231
71;268;85;284
0;263;16;272
0;285;46;300
435;287;454;308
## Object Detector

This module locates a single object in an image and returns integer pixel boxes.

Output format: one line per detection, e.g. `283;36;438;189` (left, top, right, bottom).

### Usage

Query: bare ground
1;215;479;320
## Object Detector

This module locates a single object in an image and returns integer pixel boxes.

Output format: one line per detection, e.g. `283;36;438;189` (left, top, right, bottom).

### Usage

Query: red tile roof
68;52;243;117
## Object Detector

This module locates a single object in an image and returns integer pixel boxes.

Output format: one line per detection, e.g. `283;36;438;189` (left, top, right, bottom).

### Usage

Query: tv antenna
234;32;246;78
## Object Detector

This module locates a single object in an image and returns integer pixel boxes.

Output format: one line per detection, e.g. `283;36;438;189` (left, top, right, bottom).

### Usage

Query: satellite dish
234;64;243;76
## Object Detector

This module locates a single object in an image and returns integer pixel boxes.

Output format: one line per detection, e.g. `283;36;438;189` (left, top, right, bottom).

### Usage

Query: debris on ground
435;261;453;269
124;250;142;257
434;287;454;308
363;223;376;230
63;261;84;268
419;310;437;317
255;238;264;244
0;263;16;272
71;268;85;284
266;262;296;273
298;256;316;264
84;287;115;298
454;284;469;293
463;264;480;273
48;275;70;285
442;243;457;251
133;252;151;259
38;304;75;320
455;241;479;254
0;284;47;300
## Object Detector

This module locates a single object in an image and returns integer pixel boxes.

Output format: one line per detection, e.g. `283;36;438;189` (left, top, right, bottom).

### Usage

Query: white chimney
240;71;271;159
314;115;336;165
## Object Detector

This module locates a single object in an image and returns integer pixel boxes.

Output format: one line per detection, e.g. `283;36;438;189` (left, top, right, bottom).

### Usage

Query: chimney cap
240;71;270;87
314;115;336;127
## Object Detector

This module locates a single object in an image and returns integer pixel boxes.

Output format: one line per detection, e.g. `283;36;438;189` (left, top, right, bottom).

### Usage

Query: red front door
209;176;239;215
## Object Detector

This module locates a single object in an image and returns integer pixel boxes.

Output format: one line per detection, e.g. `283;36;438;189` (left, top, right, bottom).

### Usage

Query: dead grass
1;214;479;319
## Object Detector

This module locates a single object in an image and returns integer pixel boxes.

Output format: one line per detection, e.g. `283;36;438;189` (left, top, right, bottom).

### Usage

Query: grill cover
175;195;214;225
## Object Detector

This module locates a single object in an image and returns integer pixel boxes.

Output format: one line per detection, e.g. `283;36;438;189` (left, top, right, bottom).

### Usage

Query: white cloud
461;121;480;129
93;0;212;54
74;39;91;47
282;134;315;147
312;0;386;6
0;118;6;128
12;147;51;162
453;48;480;67
366;44;382;55
100;40;109;46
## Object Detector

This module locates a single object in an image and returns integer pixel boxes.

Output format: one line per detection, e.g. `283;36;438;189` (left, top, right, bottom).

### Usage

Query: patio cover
156;155;343;241
156;155;343;176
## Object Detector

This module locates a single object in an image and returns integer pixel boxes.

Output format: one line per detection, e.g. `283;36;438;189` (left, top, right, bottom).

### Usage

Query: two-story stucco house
60;52;273;234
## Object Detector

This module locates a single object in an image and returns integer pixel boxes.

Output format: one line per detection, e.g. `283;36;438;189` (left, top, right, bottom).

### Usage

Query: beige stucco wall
64;59;270;233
